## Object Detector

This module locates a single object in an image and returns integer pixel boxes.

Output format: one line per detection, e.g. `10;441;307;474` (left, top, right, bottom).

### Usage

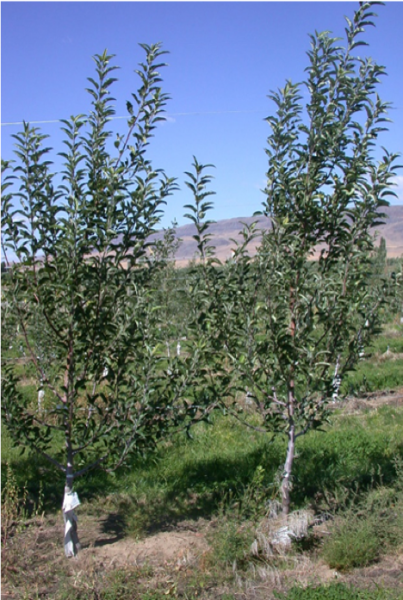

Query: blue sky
2;1;403;229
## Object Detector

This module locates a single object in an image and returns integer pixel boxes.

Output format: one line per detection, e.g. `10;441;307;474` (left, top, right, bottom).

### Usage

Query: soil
79;514;210;569
335;387;403;417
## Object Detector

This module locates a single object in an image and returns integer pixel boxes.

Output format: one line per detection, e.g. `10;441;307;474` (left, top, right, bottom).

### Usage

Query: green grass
97;402;403;537
275;583;403;600
342;321;403;395
293;408;403;509
320;456;403;571
344;358;403;395
322;518;380;570
99;416;279;535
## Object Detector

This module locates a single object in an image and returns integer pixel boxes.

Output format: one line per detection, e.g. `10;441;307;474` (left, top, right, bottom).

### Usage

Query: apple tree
221;2;401;515
1;44;210;555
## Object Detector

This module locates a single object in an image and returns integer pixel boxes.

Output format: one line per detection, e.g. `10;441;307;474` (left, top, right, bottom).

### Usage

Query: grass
344;358;403;395
322;518;381;570
69;401;403;537
293;408;403;509
320;457;403;571
274;583;403;599
93;417;279;536
342;319;403;395
2;393;403;528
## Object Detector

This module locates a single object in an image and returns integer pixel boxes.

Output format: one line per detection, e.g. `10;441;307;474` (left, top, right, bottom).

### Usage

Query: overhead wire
2;105;402;127
1;109;264;127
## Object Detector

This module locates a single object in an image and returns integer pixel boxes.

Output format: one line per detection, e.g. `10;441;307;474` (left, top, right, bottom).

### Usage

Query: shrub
322;516;379;571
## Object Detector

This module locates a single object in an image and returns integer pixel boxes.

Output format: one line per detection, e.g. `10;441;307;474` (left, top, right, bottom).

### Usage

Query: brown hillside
152;205;403;265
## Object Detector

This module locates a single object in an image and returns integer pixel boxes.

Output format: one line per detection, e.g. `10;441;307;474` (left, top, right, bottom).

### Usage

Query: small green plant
322;462;403;572
208;516;255;570
236;464;272;520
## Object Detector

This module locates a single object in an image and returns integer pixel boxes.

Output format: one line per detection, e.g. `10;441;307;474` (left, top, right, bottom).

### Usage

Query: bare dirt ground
3;509;403;599
80;516;210;569
337;386;403;414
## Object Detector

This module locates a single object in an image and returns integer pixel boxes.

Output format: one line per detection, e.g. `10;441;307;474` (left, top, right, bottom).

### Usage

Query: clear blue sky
2;1;403;228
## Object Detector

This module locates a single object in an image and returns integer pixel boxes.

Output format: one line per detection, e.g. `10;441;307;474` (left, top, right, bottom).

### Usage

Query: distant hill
151;205;403;266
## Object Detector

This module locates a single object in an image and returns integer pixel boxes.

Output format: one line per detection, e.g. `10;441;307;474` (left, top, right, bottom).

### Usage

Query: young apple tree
222;2;400;515
1;44;206;556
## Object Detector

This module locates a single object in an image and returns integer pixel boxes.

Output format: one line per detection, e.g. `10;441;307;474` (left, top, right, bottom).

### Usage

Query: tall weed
1;462;30;545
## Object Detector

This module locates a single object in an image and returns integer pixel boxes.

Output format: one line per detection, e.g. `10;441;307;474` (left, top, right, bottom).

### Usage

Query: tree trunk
62;450;81;557
281;421;295;516
282;283;297;516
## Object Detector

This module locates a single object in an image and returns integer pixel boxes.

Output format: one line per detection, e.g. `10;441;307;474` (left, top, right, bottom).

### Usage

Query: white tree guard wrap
62;491;81;557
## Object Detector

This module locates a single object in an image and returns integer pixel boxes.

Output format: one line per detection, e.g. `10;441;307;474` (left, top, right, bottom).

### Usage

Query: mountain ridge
151;205;403;265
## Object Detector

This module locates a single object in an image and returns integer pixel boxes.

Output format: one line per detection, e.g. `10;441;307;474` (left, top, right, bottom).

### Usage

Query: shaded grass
2;319;402;518
96;403;403;535
2;401;403;527
1;419;116;512
2;405;403;600
3;316;403;525
103;417;279;534
293;409;403;509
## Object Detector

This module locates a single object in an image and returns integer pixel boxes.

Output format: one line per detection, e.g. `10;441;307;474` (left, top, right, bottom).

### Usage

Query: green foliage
102;414;278;536
85;407;403;534
2;2;403;571
2;395;403;596
344;358;403;394
340;319;403;393
180;158;233;431
2;45;179;483
205;464;271;570
150;220;184;338
294;410;403;508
